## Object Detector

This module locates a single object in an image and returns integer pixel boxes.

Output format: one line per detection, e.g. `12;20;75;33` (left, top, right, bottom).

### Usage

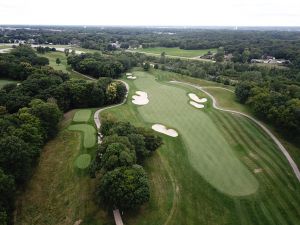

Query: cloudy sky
0;0;299;26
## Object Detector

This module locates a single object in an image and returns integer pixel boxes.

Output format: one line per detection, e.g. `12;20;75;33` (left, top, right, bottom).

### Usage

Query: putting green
131;71;259;196
75;154;91;169
68;124;96;148
73;109;92;122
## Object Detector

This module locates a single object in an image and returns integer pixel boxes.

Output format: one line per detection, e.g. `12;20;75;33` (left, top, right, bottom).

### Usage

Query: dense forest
0;46;127;224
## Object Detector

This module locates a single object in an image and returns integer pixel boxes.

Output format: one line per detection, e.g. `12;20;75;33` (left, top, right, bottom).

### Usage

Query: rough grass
68;124;96;149
15;111;112;225
133;47;216;58
75;154;92;169
0;79;17;88
73;109;92;122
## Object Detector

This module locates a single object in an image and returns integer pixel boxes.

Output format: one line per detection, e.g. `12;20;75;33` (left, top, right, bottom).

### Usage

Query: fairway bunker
152;124;178;137
132;91;149;105
188;93;207;103
190;101;204;108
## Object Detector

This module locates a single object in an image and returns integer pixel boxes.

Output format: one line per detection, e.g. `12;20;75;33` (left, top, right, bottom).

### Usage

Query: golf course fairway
131;71;258;196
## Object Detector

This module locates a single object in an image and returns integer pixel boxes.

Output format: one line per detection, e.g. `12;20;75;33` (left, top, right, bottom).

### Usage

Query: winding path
94;80;129;142
170;80;300;182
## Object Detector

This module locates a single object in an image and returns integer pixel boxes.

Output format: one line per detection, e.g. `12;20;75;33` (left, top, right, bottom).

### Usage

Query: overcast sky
0;0;299;26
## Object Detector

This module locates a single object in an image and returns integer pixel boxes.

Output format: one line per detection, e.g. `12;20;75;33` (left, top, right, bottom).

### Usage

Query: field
0;79;18;88
38;51;90;80
133;47;216;58
15;69;300;224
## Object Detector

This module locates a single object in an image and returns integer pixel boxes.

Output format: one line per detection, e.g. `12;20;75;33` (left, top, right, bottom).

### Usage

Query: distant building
251;57;291;65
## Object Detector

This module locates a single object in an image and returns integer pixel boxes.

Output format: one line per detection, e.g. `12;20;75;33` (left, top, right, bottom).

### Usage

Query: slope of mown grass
101;84;234;225
132;70;258;196
133;47;216;58
117;68;300;224
209;110;300;225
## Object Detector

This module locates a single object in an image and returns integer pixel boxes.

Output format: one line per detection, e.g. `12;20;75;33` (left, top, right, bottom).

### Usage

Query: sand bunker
188;93;207;103
152;124;178;137
190;101;204;109
132;91;149;105
126;73;132;76
127;76;137;80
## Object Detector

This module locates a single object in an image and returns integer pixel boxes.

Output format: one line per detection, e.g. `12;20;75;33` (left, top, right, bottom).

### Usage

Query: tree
128;133;149;161
160;52;166;64
96;165;150;209
242;48;251;63
56;58;61;66
214;47;225;62
29;99;62;139
0;136;32;184
0;169;15;225
137;128;163;152
101;143;136;171
64;49;70;57
235;82;252;103
143;62;150;71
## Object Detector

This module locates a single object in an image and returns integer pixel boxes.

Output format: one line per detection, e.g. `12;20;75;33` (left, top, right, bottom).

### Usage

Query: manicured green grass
75;154;92;169
108;68;300;224
132;71;258;196
68;124;96;148
133;47;216;58
202;87;250;114
73;109;92;122
0;79;18;88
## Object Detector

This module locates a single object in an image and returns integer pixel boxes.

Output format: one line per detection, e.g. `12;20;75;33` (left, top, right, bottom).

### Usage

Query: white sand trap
152;124;178;137
190;101;204;109
188;93;207;103
126;73;132;76
127;76;137;80
132;91;149;105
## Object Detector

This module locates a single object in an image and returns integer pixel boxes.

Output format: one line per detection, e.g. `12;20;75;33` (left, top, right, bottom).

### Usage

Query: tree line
3;27;300;66
90;116;163;210
235;81;300;140
67;52;140;79
0;46;128;224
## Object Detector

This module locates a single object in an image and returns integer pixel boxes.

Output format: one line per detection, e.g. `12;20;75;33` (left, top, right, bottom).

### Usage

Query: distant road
171;80;300;182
